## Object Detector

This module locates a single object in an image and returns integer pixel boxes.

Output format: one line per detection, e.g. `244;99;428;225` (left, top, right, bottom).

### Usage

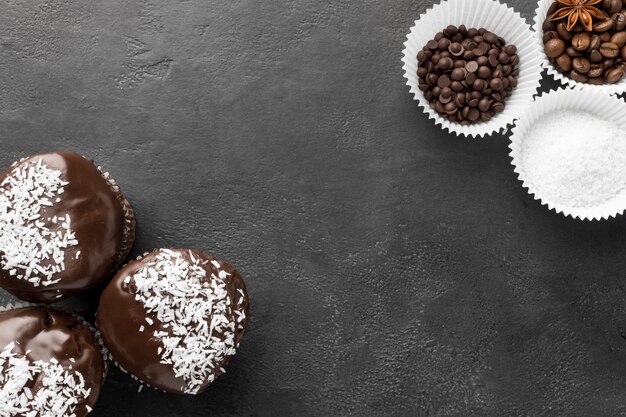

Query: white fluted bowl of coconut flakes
510;88;626;220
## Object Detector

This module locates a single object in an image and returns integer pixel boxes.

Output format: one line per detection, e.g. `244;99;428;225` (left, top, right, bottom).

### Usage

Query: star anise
548;0;605;32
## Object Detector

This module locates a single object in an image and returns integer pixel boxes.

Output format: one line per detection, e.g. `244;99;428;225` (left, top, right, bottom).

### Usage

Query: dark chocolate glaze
0;307;106;417
96;249;249;395
0;152;135;303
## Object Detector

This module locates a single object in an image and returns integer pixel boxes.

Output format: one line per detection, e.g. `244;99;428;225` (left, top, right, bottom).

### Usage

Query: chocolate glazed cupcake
0;307;107;417
0;152;135;303
97;248;249;395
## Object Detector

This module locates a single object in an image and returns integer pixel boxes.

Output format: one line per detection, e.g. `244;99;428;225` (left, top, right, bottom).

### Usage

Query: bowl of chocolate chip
535;0;626;93
402;0;542;138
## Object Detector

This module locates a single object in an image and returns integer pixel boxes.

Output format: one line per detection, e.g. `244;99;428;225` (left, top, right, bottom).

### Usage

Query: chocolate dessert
0;307;106;417
96;248;249;395
0;152;135;303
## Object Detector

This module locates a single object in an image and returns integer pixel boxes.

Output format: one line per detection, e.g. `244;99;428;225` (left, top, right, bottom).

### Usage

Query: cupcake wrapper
402;0;542;138
533;0;626;95
509;88;626;220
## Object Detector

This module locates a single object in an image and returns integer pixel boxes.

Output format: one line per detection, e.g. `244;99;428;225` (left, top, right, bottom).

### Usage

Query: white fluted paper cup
510;88;626;221
402;0;542;138
533;0;626;95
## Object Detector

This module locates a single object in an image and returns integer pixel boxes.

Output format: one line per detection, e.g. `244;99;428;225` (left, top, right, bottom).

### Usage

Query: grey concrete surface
1;0;626;416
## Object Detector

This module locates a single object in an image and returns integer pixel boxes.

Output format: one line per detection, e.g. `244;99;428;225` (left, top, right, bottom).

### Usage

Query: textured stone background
1;0;626;416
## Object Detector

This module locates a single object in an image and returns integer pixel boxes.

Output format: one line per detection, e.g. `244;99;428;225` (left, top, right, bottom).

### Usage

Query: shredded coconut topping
0;342;91;417
0;159;78;286
127;249;245;394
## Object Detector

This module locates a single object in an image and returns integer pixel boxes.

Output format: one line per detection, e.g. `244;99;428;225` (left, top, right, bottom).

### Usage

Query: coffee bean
588;64;605;78
555;54;573;72
588;35;602;51
600;42;620;58
573;57;591;73
569;70;589;82
548;1;560;17
593;19;614;33
543;31;558;44
606;63;626;83
613;13;626;31
572;33;591;51
608;0;622;15
611;31;626;48
557;23;573;41
604;58;616;69
588;76;605;84
545;39;567;58
590;50;604;62
622;44;626;60
600;32;611;42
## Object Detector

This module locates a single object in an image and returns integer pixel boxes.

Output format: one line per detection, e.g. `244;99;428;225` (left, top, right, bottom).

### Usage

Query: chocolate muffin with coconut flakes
0;307;106;417
96;248;249;395
0;152;135;303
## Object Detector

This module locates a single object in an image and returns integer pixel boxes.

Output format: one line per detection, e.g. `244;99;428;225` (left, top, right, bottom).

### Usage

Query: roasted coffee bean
590;50;604;62
556;23;573;41
600;31;612;42
588;64;605;78
572;33;591;51
604;58;616;68
622;44;626;60
608;0;622;15
611;31;626;48
606;63;626;83
569;70;589;82
572;57;591;73
588;35;602;51
600;42;620;58
613;12;626;31
556;53;573;71
587;76;605;84
593;19;614;33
